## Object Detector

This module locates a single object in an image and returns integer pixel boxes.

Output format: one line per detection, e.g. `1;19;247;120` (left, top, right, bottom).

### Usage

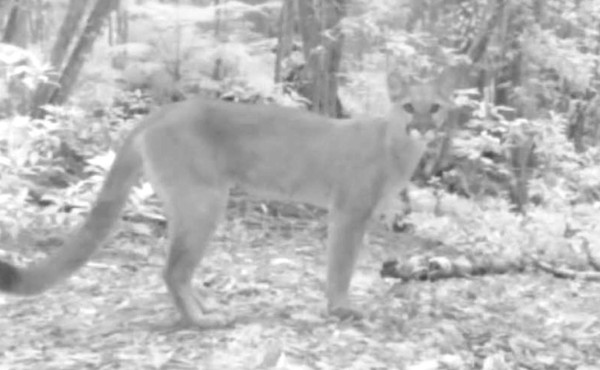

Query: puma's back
139;99;390;206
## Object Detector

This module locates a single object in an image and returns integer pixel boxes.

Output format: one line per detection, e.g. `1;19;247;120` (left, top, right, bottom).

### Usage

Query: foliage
0;109;90;238
0;43;52;116
0;99;147;240
0;0;598;259
1;1;600;368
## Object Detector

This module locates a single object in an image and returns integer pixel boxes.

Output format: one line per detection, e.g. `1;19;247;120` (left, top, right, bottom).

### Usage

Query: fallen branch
531;259;600;281
380;255;526;281
581;239;600;272
381;252;600;282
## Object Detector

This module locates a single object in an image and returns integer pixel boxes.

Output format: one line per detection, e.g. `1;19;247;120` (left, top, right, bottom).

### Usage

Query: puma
0;72;456;328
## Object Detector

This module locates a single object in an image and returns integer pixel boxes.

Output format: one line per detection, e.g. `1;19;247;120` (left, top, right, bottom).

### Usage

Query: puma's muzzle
405;110;443;143
408;127;436;142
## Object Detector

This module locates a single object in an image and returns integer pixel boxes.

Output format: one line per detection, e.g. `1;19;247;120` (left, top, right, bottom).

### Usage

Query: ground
1;211;600;370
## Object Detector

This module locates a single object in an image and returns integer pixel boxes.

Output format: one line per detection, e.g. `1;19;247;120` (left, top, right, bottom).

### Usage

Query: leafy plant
0;43;53;116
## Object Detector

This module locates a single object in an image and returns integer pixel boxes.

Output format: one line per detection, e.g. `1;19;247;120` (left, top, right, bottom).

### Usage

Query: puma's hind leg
141;133;231;329
158;183;230;329
326;205;372;320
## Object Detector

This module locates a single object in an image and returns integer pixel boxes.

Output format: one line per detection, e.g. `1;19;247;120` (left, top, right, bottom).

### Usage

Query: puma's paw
150;313;235;333
329;306;364;321
183;313;236;330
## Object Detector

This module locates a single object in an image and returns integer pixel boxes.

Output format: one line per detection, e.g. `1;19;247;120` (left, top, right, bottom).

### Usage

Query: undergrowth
1;96;600;273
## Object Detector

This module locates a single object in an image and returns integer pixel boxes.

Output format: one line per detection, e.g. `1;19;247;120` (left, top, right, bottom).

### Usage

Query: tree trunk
214;0;223;38
570;101;586;153
509;135;536;213
30;0;90;117
50;0;116;105
297;0;346;117
2;1;29;47
0;0;13;24
116;0;128;44
274;0;294;82
29;0;46;44
30;0;114;116
274;0;294;83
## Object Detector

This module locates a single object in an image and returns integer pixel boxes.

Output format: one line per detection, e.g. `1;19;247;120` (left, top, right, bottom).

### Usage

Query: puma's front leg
326;207;371;320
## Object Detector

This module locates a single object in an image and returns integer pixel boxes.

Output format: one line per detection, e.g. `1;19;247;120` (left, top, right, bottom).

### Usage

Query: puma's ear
435;63;472;97
386;73;404;101
387;72;418;102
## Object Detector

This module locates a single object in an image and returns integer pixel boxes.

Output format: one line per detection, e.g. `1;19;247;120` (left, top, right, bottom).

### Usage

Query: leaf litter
0;210;599;370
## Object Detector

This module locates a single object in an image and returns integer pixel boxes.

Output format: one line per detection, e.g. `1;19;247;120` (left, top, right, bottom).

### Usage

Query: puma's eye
403;103;415;114
430;103;440;114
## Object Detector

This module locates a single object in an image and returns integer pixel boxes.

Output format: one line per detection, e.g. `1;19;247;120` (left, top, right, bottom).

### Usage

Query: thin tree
30;0;116;117
2;0;29;47
297;0;347;118
274;0;294;83
30;0;90;117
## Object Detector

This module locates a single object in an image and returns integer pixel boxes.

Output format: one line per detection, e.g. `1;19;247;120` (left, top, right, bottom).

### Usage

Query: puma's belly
230;157;337;207
230;147;392;211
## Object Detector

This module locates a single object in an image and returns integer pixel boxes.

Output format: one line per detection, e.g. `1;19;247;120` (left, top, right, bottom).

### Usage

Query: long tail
0;134;143;295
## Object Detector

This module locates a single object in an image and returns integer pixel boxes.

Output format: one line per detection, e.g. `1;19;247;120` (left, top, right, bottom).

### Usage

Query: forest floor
1;208;600;370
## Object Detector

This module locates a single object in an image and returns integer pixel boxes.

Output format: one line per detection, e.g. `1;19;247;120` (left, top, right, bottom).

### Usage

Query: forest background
0;1;600;369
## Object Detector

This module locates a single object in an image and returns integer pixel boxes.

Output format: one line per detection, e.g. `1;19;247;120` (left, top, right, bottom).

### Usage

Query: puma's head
387;69;460;144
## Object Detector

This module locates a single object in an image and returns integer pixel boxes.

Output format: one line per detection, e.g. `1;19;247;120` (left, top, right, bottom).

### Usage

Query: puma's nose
407;118;436;133
408;128;435;142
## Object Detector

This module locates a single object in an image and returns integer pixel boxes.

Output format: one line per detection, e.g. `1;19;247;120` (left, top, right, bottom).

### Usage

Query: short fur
0;75;455;328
